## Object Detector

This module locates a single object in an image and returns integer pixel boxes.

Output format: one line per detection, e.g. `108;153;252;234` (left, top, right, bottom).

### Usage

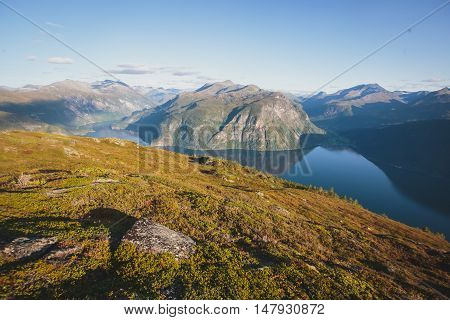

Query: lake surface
280;147;450;237
86;127;148;145
165;146;450;238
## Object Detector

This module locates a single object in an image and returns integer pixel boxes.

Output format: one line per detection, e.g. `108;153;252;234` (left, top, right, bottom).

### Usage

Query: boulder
0;237;58;262
122;219;195;259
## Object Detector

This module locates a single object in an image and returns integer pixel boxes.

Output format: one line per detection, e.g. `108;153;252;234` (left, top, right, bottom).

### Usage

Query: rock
269;204;290;216
63;146;80;157
0;237;58;262
222;176;234;183
93;178;119;184
46;186;83;197
122;219;195;259
16;173;33;188
45;246;82;263
105;138;127;146
305;263;319;273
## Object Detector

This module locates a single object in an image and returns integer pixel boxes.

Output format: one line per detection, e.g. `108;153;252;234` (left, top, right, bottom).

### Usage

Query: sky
0;0;449;93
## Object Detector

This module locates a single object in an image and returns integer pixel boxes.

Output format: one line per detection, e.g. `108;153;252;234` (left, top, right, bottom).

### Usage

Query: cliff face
130;81;323;150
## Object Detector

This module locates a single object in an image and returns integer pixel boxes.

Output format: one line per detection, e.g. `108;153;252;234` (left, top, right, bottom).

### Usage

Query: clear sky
1;0;449;92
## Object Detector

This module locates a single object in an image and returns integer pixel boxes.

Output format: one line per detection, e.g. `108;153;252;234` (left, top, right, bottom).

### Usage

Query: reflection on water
281;147;449;237
166;146;450;237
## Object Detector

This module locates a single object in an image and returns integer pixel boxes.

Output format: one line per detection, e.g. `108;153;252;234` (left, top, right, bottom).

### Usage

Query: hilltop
0;131;448;299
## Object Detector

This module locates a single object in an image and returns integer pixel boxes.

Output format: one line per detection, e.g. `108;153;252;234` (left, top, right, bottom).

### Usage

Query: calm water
279;147;450;237
165;146;450;237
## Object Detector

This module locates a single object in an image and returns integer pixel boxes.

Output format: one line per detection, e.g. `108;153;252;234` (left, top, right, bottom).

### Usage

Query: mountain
0;80;176;133
301;84;449;131
397;90;430;104
302;84;407;120
412;87;450;106
131;85;180;106
127;81;323;150
0;131;448;299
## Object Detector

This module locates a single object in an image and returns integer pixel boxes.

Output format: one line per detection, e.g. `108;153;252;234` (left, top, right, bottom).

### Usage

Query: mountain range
0;79;449;150
0;80;177;134
301;84;449;131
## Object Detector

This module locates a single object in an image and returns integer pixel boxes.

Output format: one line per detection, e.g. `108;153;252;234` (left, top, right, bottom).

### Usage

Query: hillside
127;81;323;150
0;131;448;299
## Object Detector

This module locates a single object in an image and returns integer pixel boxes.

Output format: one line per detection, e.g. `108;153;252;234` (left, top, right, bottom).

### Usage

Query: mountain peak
364;83;384;90
47;79;92;92
195;80;235;93
91;79;129;89
436;87;449;95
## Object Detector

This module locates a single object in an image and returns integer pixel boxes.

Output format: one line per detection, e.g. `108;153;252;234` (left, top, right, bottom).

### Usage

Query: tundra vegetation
0;131;448;299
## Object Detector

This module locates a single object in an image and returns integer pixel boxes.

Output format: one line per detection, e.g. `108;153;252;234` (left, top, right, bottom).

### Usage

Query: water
85;127;148;145
165;146;450;237
279;147;450;237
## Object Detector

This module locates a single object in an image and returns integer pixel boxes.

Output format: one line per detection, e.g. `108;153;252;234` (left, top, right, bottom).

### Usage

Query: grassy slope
0;131;448;299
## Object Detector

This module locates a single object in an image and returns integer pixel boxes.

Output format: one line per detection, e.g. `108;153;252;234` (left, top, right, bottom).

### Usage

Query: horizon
1;78;449;96
1;0;449;92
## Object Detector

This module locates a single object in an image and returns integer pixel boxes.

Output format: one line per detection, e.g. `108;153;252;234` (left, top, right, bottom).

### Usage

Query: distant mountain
301;84;449;131
0;80;177;133
412;87;450;106
396;90;429;104
127;81;323;150
131;85;180;106
302;84;407;120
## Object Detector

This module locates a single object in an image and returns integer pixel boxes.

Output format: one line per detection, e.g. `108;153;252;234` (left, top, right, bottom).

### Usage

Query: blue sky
1;0;449;92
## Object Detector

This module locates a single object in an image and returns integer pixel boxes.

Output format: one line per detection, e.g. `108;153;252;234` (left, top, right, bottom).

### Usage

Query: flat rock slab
0;237;58;262
92;178;119;184
122;219;195;259
45;246;82;264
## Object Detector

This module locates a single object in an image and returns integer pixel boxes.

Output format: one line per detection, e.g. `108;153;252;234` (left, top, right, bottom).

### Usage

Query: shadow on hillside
0;216;79;273
235;238;288;268
83;207;137;252
0;208;136;275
